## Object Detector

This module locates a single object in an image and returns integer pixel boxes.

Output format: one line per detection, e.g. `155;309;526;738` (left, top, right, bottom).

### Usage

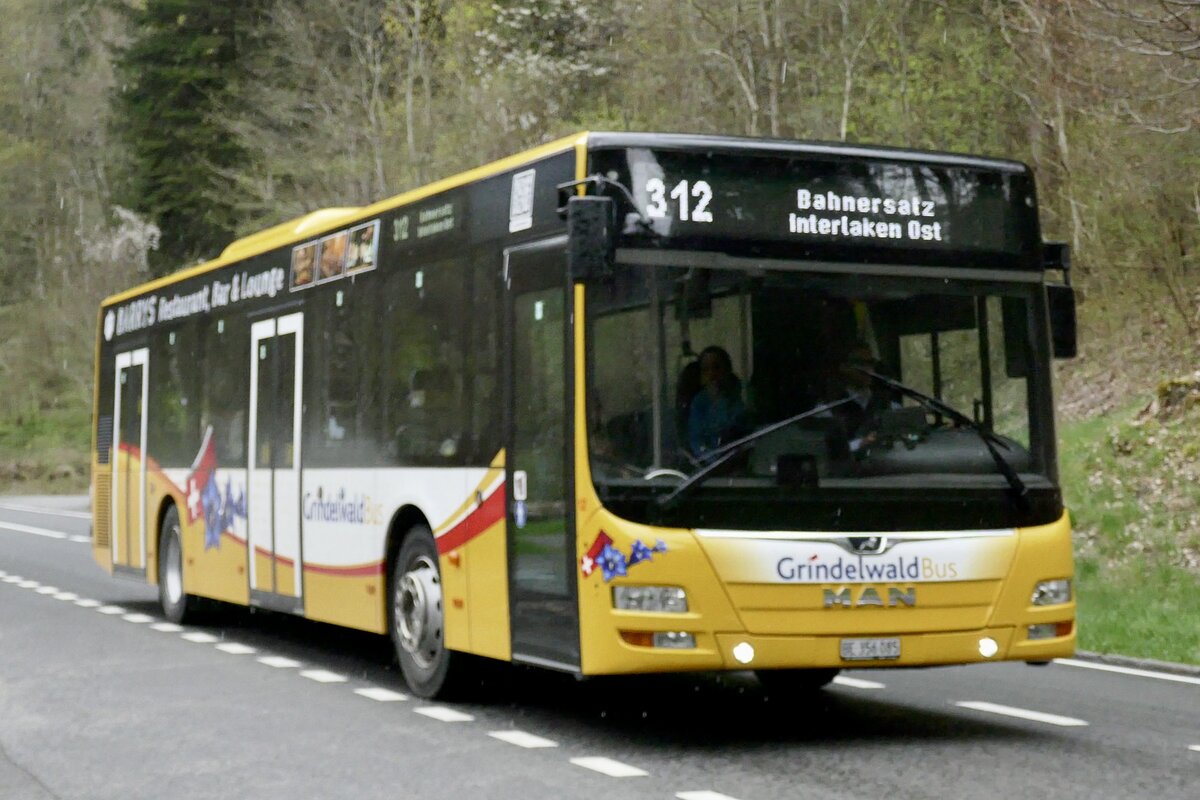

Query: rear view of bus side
93;132;1078;697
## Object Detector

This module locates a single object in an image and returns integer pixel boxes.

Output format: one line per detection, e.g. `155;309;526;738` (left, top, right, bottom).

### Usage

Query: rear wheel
157;505;194;624
755;668;840;697
389;525;476;699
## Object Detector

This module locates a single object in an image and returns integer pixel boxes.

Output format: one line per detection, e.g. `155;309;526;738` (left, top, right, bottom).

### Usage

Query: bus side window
201;317;248;464
384;258;468;466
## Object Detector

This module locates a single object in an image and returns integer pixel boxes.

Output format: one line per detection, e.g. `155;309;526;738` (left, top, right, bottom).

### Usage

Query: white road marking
1189;744;1200;753
0;522;67;540
68;535;91;544
258;656;302;668
354;687;408;702
834;675;886;689
74;599;100;608
122;613;154;623
0;502;91;519
569;757;648;778
35;586;58;594
1055;658;1200;687
2;576;22;583
53;592;77;601
97;605;126;615
414;706;474;722
18;580;40;588
150;622;183;632
215;643;256;655
955;701;1088;727
299;669;347;683
488;730;557;748
0;569;7;576
677;792;743;800
181;632;219;643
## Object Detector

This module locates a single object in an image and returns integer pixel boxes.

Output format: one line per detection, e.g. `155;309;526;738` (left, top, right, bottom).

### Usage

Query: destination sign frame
588;146;1042;270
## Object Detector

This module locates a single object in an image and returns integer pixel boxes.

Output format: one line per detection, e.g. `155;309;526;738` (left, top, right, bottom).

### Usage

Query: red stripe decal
436;485;506;554
303;562;385;577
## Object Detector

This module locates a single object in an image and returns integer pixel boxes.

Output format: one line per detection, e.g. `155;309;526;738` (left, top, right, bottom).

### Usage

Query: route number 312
645;178;714;223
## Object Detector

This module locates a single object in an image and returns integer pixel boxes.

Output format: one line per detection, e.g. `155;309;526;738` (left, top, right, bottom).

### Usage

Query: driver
688;346;748;457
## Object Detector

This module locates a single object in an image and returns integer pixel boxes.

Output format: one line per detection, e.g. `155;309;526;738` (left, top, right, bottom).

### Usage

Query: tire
755;668;840;697
389;525;475;699
157;505;194;624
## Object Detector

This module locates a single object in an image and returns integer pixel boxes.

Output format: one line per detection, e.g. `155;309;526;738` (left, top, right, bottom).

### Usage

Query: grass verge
1059;394;1200;665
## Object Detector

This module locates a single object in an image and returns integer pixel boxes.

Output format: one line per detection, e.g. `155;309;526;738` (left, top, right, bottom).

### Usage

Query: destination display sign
590;147;1040;266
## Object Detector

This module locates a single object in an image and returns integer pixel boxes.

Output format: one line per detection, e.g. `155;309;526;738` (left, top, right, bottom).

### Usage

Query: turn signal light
1027;621;1073;640
619;630;696;649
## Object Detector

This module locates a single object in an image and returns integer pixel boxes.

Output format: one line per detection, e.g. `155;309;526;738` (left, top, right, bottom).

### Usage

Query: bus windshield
585;257;1057;531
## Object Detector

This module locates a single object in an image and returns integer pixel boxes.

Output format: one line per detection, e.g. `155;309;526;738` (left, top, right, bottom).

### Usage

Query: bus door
247;312;304;612
503;237;580;670
112;347;148;574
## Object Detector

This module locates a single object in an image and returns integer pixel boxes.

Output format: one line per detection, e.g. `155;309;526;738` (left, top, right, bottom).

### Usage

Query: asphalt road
1;496;1196;800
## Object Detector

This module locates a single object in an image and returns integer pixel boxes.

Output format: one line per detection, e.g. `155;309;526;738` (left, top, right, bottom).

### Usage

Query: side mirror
1047;284;1077;359
567;196;615;282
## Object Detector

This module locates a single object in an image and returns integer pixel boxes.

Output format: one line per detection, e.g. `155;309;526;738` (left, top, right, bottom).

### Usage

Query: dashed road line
258;656;302;669
96;605;126;615
569;756;648;778
1;576;22;583
122;613;154;623
414;706;474;722
300;669;347;683
150;622;183;632
74;598;100;608
488;730;557;748
677;792;743;800
0;502;91;519
215;642;257;655
354;687;408;702
955;700;1088;727
18;580;40;588
0;521;68;540
181;632;219;644
53;592;78;601
1055;658;1200;687
35;586;59;594
833;675;885;689
1189;744;1200;753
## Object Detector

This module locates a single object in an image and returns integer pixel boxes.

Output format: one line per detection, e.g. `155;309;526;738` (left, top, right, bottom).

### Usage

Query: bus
92;132;1079;698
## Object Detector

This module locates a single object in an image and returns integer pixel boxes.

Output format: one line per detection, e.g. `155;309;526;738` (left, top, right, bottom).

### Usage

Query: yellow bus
92;132;1079;697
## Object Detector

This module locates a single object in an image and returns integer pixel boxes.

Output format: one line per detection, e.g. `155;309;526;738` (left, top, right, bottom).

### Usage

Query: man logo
824;586;917;608
846;536;888;555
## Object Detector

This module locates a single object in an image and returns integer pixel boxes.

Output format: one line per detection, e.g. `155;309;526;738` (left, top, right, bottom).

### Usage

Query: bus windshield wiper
656;397;856;511
849;367;1030;511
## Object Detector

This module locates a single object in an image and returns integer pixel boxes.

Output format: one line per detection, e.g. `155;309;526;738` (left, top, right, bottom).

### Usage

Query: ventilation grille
93;471;111;549
96;415;113;465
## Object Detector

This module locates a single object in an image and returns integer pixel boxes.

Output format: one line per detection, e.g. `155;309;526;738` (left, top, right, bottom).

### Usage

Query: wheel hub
395;556;442;670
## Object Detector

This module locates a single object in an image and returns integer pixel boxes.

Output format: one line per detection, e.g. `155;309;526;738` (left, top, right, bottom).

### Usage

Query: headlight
612;585;688;613
1031;579;1072;606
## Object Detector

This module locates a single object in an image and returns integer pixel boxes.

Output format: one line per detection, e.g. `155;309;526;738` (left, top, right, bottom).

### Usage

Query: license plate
840;637;901;661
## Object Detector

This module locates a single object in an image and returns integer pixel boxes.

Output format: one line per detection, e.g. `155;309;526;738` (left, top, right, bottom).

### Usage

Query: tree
113;0;267;275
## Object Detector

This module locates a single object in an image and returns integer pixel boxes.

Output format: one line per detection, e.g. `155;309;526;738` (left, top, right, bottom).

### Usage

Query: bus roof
102;131;1028;307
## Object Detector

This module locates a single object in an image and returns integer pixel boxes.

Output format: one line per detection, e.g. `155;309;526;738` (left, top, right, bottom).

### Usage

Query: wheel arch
383;504;433;598
152;494;180;584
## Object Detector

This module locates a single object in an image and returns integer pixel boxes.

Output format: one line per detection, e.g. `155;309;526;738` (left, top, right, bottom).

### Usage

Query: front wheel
755;668;840;697
157;505;195;624
389;526;476;699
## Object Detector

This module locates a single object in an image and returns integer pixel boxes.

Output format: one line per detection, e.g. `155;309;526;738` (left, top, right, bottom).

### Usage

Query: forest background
0;0;1197;662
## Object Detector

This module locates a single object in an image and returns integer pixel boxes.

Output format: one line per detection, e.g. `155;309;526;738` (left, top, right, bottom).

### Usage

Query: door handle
513;470;528;502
